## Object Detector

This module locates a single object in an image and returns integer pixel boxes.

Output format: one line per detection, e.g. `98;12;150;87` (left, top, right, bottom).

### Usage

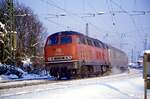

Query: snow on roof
144;50;150;54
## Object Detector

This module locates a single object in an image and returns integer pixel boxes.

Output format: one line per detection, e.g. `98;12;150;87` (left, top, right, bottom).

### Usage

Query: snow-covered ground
0;73;52;81
0;62;52;82
0;69;149;99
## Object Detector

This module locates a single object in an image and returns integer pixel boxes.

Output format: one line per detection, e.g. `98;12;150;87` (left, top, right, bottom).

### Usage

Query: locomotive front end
44;31;79;79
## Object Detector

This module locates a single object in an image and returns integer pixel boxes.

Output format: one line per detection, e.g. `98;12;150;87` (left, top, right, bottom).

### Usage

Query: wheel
81;66;89;78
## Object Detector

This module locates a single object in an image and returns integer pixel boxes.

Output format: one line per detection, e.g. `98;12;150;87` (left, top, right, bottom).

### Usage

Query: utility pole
144;34;148;50
131;48;134;63
86;23;88;36
2;0;16;64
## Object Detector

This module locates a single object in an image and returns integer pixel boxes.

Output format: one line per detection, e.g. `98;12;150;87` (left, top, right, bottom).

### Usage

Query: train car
108;45;128;72
44;31;128;79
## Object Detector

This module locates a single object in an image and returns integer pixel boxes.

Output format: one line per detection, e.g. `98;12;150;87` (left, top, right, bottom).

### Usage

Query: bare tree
15;2;47;58
0;0;47;63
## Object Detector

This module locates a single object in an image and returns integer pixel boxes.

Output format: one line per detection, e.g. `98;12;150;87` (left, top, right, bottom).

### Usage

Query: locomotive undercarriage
45;61;110;80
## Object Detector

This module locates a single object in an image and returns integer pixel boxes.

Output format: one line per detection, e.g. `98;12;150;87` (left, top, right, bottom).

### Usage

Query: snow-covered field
0;62;52;82
0;74;52;81
0;69;149;99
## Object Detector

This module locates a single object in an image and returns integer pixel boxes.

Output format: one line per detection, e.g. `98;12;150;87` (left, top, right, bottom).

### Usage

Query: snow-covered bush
0;64;26;78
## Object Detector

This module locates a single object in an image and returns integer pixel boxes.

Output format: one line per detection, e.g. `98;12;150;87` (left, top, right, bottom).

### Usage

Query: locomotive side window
93;41;97;47
99;42;104;48
101;43;106;49
76;37;80;44
79;36;86;44
47;36;58;45
93;41;101;48
60;36;72;44
87;39;93;46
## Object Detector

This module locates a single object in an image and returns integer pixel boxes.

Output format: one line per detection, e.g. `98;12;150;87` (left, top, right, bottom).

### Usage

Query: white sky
18;0;150;62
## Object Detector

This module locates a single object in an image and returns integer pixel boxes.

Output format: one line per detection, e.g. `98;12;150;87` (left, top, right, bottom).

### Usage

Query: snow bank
0;64;52;81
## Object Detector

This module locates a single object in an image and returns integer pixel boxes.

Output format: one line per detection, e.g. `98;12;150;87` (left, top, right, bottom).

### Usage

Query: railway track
0;71;114;90
0;80;59;90
0;69;140;90
0;70;142;98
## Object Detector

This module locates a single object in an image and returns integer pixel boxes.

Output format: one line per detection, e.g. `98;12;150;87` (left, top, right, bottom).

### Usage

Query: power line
45;17;79;31
85;0;111;37
108;0;117;26
110;0;143;50
41;0;87;32
41;0;67;13
41;0;86;31
45;17;68;29
110;0;140;35
106;0;121;45
41;0;149;42
41;0;110;35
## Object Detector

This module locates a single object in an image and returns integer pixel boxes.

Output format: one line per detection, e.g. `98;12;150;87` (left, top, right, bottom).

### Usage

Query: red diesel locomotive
44;31;128;79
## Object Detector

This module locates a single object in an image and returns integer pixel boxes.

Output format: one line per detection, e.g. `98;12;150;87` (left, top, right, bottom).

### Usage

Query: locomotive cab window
60;36;72;44
47;36;58;45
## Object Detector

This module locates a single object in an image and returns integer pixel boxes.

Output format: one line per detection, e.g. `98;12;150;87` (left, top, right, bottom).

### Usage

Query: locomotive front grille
48;56;72;61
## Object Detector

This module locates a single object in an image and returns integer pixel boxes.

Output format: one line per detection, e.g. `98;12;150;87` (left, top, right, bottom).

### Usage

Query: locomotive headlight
61;56;72;60
48;57;51;61
64;56;67;60
51;57;54;61
68;56;72;60
48;57;54;61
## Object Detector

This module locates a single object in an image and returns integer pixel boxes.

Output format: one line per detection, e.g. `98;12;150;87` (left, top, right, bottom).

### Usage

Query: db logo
55;48;63;55
56;48;62;53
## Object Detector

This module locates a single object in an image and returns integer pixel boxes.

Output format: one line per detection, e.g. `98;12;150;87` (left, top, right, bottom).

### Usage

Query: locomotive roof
47;31;127;54
49;31;103;41
108;44;126;54
48;31;108;46
49;31;84;37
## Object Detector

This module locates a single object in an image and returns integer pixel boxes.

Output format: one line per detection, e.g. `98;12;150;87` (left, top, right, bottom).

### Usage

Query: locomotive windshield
60;36;72;44
47;36;72;45
47;36;58;45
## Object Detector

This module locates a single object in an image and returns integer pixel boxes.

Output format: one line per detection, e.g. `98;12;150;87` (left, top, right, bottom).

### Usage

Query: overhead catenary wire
108;1;118;29
110;0;145;49
108;0;146;49
110;0;141;35
109;0;127;44
41;0;110;35
41;0;85;23
106;0;121;45
85;0;111;38
80;0;113;35
41;0;148;43
80;0;108;36
41;0;80;31
110;0;149;61
45;17;68;29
